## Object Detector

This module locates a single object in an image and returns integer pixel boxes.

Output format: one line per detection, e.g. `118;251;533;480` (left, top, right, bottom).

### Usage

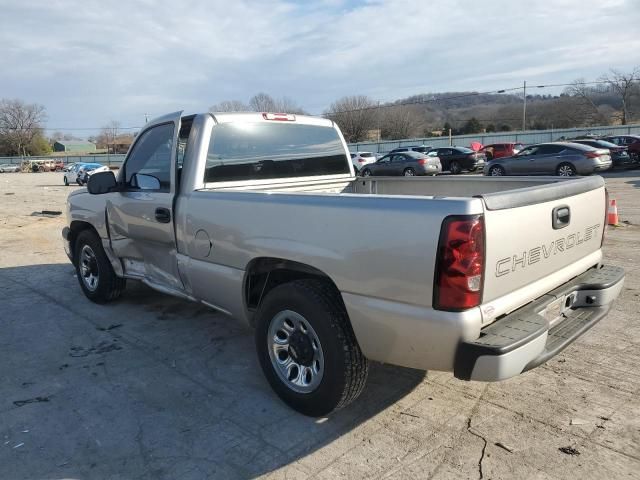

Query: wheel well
68;221;99;263
244;257;343;325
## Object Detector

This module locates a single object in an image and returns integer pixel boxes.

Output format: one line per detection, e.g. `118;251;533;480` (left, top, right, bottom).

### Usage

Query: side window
517;146;536;156
123;123;174;192
439;149;452;156
537;145;564;155
391;155;404;163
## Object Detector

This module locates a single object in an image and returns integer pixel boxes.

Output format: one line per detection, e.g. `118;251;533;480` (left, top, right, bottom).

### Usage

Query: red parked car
479;142;524;160
601;135;640;163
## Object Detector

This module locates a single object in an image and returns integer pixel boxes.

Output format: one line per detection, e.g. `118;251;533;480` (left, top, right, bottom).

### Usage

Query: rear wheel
489;165;505;176
64;176;69;186
403;168;415;176
255;279;369;417
74;230;126;303
556;163;576;177
449;161;461;175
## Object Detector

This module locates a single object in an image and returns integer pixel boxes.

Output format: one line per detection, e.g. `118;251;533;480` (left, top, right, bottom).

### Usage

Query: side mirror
131;173;161;190
87;171;117;194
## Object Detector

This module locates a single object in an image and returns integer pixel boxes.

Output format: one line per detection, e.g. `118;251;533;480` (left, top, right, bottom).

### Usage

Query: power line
1;78;638;131
322;78;640;116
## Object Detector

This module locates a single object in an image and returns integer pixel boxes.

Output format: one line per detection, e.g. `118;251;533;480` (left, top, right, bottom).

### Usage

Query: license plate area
541;292;578;327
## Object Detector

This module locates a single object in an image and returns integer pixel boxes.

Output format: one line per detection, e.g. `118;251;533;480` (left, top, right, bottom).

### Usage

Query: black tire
64;176;69;186
361;168;372;177
488;165;505;176
403;168;415;177
77;178;83;186
556;162;576;177
255;279;369;417
74;230;126;303
449;160;461;174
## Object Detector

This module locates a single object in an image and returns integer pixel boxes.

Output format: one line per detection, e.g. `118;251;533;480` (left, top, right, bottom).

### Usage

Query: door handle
155;207;171;223
552;205;570;230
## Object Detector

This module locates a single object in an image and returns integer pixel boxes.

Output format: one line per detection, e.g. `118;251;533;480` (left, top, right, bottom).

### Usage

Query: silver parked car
483;142;612;177
0;164;21;173
361;151;442;176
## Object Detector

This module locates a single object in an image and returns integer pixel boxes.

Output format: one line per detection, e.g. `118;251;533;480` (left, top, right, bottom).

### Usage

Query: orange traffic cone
608;199;619;226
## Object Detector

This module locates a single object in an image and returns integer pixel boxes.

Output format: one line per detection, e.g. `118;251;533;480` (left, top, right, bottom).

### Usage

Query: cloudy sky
1;0;639;136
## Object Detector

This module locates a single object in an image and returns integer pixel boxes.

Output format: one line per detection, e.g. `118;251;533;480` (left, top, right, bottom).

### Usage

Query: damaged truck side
63;111;624;416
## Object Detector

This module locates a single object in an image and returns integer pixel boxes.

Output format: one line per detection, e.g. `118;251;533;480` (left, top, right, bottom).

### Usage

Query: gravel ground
0;171;638;479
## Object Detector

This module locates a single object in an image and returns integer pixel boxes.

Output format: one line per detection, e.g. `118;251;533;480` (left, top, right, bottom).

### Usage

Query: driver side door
106;114;184;291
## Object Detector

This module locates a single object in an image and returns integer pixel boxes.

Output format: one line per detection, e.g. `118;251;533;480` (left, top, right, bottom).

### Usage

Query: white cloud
0;0;638;134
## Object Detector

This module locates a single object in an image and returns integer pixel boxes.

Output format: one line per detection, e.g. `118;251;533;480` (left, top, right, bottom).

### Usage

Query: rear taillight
358;159;365;163
417;159;427;165
585;152;600;158
434;215;485;311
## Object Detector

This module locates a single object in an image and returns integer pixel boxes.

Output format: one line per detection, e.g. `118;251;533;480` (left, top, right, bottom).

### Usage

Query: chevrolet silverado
62;111;624;416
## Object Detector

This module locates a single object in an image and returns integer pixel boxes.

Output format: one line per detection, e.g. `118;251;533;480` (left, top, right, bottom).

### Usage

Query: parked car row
356;146;487;177
353;135;639;178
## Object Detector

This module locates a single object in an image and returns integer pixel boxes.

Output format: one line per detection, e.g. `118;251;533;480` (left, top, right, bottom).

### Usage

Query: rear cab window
204;122;349;183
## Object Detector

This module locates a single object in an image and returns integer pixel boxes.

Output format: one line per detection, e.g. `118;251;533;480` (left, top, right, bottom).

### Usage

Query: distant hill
381;88;631;135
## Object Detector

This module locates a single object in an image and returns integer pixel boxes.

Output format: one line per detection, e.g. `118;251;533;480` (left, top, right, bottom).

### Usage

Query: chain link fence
348;123;640;154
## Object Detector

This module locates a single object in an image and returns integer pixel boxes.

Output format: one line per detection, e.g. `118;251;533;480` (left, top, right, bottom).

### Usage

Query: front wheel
449;161;461;174
255;279;369;417
74;230;126;303
556;163;576;177
361;168;372;177
403;168;415;176
64;176;69;186
489;165;505;176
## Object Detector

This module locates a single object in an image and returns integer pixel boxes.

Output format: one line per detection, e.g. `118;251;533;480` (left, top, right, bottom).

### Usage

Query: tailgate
480;177;606;319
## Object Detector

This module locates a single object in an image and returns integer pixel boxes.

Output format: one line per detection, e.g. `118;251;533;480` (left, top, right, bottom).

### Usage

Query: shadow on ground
0;263;426;479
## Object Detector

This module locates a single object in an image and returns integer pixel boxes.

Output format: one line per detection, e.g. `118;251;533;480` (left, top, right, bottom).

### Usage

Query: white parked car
76;163;110;186
350;151;377;172
63;163;84;185
0;164;21;173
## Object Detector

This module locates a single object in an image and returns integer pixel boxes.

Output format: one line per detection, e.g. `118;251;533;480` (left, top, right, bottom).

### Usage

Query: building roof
54;140;96;147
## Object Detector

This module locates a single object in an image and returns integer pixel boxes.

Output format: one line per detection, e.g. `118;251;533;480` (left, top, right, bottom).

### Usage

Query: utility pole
522;80;527;131
376;101;381;141
144;113;150;123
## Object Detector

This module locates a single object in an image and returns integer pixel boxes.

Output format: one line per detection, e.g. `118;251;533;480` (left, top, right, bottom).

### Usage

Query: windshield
205;122;349;183
456;147;474;153
405;151;428;159
359;152;374;157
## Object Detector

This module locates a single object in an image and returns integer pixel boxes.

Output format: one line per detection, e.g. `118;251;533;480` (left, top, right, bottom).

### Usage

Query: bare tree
274;96;307;115
324;95;378;143
249;93;277;112
209;100;250;112
99;121;121;154
0;99;47;156
600;67;640;124
565;78;606;125
380;106;423;140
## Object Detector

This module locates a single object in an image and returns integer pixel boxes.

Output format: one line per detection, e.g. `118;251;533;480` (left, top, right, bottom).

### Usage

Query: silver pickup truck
63;111;624;416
